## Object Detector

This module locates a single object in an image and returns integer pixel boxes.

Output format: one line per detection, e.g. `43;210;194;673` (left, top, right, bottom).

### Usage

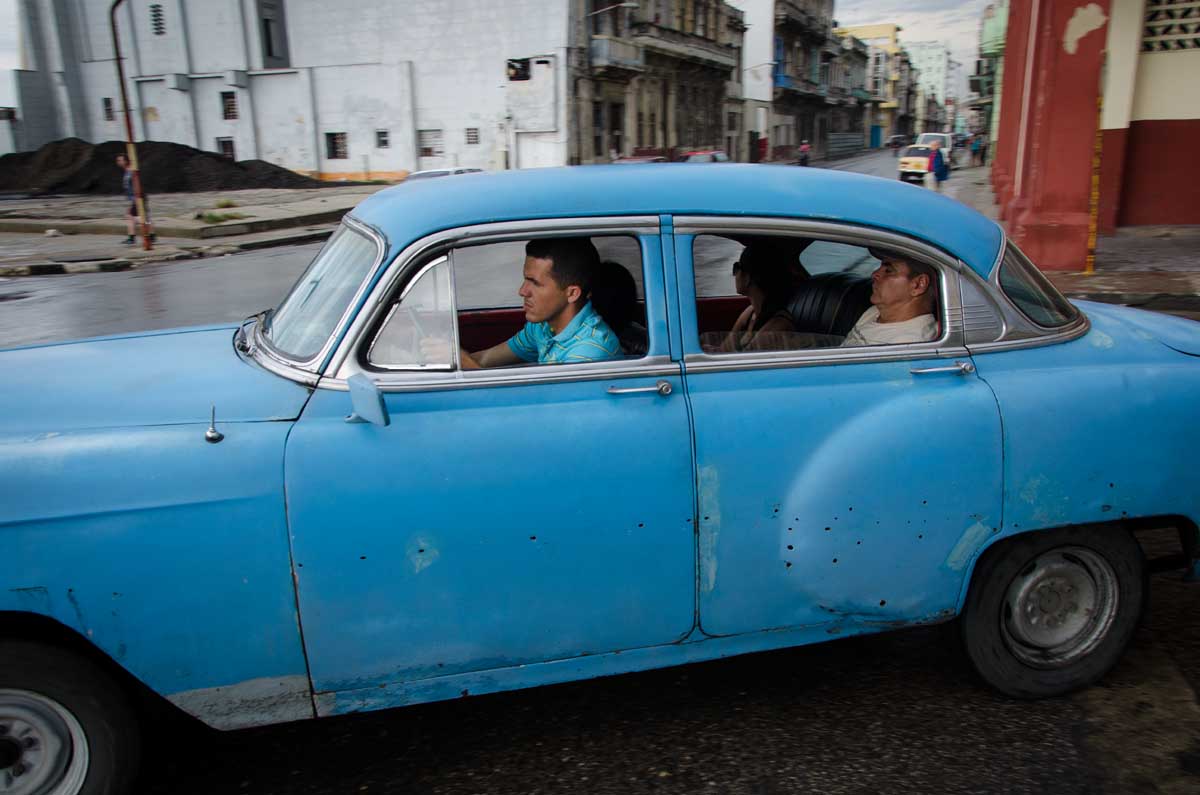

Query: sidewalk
945;165;1200;319
0;184;385;275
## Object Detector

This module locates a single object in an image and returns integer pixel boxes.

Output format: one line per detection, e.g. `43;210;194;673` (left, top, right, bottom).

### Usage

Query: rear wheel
962;525;1145;698
0;641;140;794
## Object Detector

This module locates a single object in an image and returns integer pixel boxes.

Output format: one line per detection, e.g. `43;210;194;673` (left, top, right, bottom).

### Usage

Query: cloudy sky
0;0;987;108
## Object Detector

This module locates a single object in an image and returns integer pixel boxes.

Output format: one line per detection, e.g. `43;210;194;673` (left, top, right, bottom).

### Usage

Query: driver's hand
418;336;453;363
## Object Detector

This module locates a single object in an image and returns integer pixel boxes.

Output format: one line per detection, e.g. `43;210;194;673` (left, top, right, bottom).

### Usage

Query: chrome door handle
607;380;673;396
910;360;975;375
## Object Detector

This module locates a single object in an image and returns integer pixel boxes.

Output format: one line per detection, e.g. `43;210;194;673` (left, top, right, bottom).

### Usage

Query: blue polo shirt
507;301;622;364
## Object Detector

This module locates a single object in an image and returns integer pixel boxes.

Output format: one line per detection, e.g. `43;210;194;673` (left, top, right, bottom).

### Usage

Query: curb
0;259;133;277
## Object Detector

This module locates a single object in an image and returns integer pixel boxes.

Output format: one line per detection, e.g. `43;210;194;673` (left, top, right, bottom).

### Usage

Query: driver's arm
461;342;522;370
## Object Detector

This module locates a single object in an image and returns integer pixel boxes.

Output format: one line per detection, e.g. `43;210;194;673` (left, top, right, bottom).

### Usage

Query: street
3;155;1199;794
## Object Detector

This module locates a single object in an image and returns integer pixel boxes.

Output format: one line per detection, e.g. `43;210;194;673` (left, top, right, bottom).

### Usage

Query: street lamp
587;2;639;16
108;0;152;251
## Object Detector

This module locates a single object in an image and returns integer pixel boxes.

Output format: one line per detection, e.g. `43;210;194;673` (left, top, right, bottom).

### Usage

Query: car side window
367;256;456;370
692;234;943;355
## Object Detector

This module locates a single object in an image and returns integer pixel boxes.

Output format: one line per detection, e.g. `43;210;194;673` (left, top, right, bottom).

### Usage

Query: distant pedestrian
970;135;982;166
979;133;989;165
116;153;154;244
927;139;950;192
798;140;811;167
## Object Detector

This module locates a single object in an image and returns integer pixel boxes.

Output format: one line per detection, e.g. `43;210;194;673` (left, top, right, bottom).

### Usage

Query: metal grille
465;128;480;145
1143;0;1200;51
150;4;165;35
102;97;114;121
418;129;443;158
325;132;348;159
216;137;236;159
376;129;390;148
221;91;238;120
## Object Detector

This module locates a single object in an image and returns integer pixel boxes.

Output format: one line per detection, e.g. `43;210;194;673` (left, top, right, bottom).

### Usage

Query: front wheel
961;525;1145;698
0;641;140;795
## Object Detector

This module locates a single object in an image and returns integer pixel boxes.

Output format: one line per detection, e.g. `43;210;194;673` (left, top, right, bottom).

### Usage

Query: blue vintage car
3;165;1199;793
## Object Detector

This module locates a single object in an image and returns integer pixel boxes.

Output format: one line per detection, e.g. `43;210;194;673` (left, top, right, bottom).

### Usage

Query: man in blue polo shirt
457;238;622;369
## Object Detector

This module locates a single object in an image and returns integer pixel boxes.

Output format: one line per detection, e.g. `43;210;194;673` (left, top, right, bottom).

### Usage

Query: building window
506;58;531;81
221;91;238;120
325;132;348;159
150;4;166;35
592;102;603;159
417;129;443;158
216;137;236;159
465;128;480;145
375;129;390;148
257;0;290;67
102;97;114;121
1143;1;1200;51
727;111;738;132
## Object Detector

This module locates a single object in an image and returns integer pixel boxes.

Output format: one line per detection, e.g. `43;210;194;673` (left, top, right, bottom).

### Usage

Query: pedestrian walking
926;139;950;192
798;139;811;167
971;135;982;166
117;153;154;245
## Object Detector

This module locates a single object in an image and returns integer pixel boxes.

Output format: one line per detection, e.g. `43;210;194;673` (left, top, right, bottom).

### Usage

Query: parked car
681;149;731;163
886;134;909;150
898;144;933;182
916;132;955;167
404;167;484;180
4;165;1199;793
611;155;668;164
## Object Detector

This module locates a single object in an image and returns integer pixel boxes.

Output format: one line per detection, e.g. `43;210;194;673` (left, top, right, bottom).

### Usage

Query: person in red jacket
927;139;950;191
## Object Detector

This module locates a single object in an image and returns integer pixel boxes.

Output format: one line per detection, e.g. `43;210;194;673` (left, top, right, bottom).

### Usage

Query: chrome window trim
326;215;662;384
235;322;321;387
320;355;680;393
252;215;387;375
958;262;1008;344
975;236;1091;349
677;217;968;371
364;254;455;372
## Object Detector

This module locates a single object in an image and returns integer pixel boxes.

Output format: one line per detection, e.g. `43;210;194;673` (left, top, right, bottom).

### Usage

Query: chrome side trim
252;216;387;377
684;345;972;374
672;216;966;274
318;356;681;393
327;216;661;380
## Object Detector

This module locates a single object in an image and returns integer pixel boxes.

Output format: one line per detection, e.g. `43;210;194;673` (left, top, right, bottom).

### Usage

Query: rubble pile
0;138;330;194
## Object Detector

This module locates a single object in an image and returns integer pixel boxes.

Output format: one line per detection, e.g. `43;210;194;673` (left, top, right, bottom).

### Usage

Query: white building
12;0;743;176
904;40;958;107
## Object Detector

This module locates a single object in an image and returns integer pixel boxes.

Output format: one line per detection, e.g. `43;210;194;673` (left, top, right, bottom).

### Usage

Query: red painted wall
1118;119;1200;226
1097;128;1128;235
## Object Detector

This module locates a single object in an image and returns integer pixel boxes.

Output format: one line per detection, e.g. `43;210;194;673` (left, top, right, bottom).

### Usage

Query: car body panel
347;165;1004;279
0;419;313;729
970;301;1200;541
0;326;312;433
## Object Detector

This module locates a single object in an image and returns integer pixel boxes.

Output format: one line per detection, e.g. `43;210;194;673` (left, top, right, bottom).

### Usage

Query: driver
445;238;622;369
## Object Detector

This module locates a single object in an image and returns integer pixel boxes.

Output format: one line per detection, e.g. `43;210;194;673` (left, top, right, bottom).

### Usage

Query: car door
284;219;697;706
674;218;1004;637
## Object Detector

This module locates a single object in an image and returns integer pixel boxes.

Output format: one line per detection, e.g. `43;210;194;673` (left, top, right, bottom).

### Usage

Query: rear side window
997;242;1079;327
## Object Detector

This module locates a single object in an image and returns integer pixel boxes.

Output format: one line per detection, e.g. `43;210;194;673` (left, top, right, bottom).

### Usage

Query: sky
0;0;988;109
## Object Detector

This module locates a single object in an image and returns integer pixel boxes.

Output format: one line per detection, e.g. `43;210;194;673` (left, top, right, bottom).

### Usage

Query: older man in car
841;249;938;347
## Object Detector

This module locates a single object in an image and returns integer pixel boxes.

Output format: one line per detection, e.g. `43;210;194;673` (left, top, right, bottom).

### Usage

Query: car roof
350;164;1003;277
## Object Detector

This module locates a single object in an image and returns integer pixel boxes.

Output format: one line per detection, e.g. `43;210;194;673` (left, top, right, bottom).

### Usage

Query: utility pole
109;0;152;250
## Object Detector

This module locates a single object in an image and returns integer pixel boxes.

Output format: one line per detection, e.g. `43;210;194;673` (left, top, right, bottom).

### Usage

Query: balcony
631;22;737;70
775;1;829;39
590;36;645;75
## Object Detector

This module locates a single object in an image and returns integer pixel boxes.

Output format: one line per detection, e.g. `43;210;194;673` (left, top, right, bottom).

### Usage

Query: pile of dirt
0;138;334;194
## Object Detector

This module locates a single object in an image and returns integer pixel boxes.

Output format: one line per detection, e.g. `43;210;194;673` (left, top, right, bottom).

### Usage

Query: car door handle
607;380;673;396
910;360;975;375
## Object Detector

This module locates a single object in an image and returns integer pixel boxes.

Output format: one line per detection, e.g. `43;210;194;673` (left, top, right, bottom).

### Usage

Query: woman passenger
719;244;796;352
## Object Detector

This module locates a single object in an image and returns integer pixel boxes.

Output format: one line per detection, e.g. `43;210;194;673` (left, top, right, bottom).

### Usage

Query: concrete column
992;0;1033;211
1006;0;1112;269
624;79;638;156
1097;0;1144;235
578;78;595;162
666;82;678;149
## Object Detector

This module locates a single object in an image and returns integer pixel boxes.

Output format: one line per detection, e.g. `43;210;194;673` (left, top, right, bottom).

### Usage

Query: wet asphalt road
3;163;1199;793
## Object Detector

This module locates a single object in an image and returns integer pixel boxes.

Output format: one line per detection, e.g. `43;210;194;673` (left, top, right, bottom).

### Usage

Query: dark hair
590;260;638;333
525;238;601;297
733;243;795;319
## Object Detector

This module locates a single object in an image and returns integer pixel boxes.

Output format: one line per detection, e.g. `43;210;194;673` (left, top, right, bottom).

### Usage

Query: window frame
221;91;238;121
673;216;969;373
327;216;674;392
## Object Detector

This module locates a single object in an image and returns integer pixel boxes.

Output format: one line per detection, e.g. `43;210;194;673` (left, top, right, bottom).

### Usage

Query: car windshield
917;134;947;146
903;146;931;157
266;223;381;363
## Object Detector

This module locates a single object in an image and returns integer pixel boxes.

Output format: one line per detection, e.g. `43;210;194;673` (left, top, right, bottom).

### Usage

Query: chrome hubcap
1001;546;1119;669
0;690;88;795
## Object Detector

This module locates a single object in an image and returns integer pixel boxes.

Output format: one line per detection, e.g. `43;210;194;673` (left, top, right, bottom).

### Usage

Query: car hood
1079;300;1200;356
0;325;312;434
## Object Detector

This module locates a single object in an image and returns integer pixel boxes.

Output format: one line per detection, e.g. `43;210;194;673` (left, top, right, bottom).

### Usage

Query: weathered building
11;0;744;175
838;23;919;140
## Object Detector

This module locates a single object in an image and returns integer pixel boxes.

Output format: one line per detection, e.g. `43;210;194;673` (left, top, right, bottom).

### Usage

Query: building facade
838;23;919;140
991;0;1200;270
968;1;1008;143
11;0;745;175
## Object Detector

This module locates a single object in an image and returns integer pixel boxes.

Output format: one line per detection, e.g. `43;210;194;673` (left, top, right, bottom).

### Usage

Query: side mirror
345;373;390;427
